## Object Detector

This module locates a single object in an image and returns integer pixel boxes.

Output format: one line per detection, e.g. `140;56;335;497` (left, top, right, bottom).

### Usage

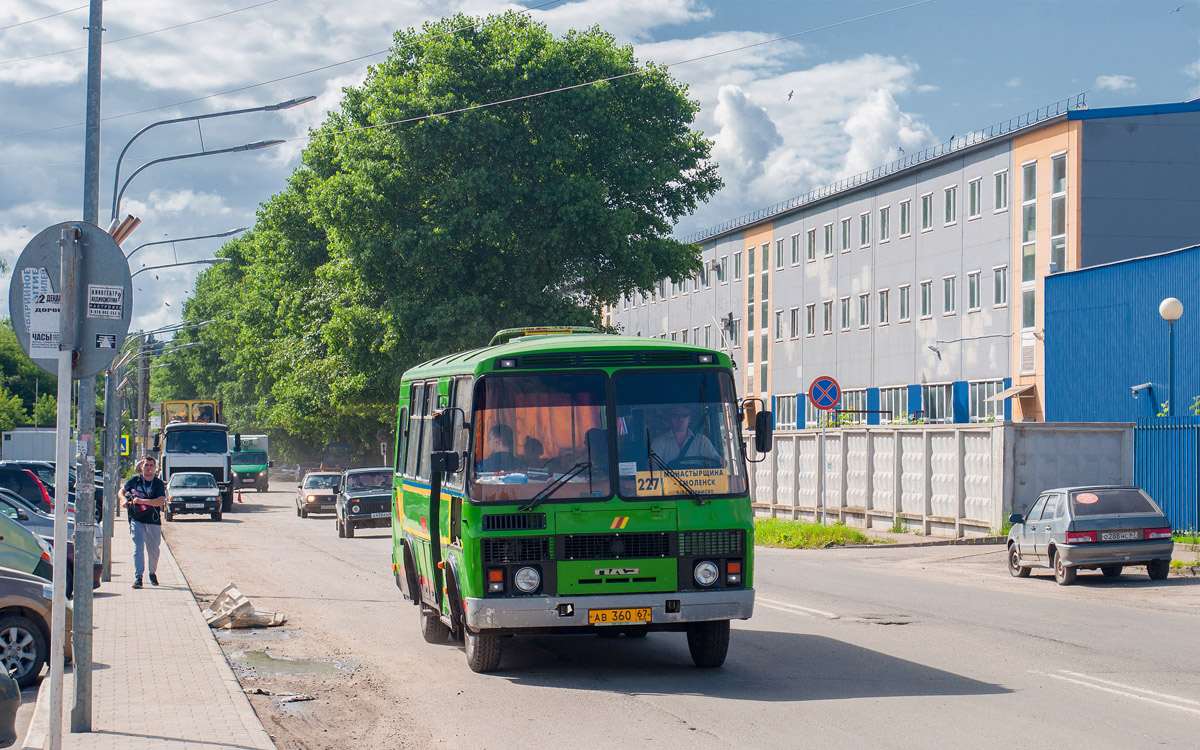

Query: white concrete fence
748;422;1134;538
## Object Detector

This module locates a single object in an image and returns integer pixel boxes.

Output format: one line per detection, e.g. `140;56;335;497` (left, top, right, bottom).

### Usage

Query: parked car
0;466;55;517
164;472;223;522
0;494;96;595
0;566;73;687
335;467;393;538
2;461;102;523
1007;486;1174;585
296;472;340;518
0;512;52;585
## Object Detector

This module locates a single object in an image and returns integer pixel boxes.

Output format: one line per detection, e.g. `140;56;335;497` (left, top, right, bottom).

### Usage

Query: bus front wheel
420;607;449;643
686;620;730;668
464;627;502;673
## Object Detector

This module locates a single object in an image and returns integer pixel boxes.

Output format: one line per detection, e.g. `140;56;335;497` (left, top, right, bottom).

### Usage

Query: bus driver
650;407;722;467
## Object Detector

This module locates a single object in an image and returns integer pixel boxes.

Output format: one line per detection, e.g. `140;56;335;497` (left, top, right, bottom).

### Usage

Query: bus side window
405;383;425;479
394;406;408;476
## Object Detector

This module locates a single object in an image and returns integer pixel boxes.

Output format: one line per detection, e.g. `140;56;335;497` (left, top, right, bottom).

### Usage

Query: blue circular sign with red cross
808;376;841;411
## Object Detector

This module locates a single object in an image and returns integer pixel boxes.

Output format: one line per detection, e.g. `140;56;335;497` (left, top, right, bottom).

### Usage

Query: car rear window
1070;489;1160;517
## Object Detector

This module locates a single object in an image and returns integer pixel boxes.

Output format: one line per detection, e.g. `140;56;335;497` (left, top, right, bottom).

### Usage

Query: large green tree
0;318;56;417
162;11;720;455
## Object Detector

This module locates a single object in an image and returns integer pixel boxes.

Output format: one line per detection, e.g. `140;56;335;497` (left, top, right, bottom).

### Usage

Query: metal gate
1134;417;1200;532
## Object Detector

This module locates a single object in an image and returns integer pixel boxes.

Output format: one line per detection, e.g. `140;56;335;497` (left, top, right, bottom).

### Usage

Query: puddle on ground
216;628;295;642
230;650;347;675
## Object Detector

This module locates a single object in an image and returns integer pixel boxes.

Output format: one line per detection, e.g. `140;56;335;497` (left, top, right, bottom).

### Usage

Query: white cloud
536;0;712;42
1006;78;1021;88
840;89;936;178
1094;74;1136;92
1186;58;1200;98
710;85;782;183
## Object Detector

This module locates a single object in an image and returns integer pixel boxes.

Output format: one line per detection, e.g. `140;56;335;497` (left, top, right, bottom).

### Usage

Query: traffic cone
236;489;244;504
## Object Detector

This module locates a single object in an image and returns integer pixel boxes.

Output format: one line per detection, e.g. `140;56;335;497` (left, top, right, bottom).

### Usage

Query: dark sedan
1007;486;1174;585
335;468;393;538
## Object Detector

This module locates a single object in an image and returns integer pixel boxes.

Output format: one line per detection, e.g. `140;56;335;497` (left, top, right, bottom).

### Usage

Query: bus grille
482;513;547;531
641;352;693;364
678;530;744;557
481;537;551;564
560;532;671;560
505;351;702;369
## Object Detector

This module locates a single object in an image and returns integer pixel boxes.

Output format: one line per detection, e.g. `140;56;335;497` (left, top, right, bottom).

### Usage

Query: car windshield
1071;488;1161;516
614;370;747;499
303;474;340;490
164;430;228;454
345;471;391;491
170;474;216;489
232;451;267;464
469;373;610;503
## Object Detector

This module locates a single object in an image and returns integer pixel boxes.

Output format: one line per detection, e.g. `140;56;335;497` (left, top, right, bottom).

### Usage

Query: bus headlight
513;567;541;593
693;561;719;587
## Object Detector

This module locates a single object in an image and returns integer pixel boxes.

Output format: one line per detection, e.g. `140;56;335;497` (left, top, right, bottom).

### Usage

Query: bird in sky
898;146;904;154
1170;5;1183;13
787;90;793;101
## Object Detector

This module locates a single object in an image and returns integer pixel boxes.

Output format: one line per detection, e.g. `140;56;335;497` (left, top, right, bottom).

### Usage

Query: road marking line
1057;670;1200;707
1042;671;1200;717
757;596;837;619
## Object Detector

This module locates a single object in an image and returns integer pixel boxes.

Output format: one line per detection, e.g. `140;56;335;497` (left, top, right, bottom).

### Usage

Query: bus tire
686;620;730;668
221;490;234;513
420;607;449;644
464;627;502;673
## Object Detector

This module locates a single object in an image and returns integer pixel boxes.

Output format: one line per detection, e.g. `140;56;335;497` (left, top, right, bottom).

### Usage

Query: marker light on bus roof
498;358;518;369
697;354;714;364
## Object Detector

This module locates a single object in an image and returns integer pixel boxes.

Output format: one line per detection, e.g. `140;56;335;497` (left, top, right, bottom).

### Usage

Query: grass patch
754;518;880;549
1173;532;1200;545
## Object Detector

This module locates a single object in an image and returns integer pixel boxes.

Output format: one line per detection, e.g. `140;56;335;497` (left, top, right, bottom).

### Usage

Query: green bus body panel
557;558;678;595
554;505;677;534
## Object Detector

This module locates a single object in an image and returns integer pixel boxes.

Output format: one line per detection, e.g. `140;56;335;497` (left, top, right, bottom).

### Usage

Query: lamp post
109;96;315;222
131;257;231;278
126;227;248;261
1159;297;1184;417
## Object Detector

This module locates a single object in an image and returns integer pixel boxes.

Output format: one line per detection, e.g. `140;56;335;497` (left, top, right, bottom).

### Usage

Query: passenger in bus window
476;424;521;473
521;436;545;468
651;407;723;468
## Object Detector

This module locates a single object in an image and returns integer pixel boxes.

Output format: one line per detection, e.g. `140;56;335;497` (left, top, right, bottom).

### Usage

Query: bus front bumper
464;589;755;631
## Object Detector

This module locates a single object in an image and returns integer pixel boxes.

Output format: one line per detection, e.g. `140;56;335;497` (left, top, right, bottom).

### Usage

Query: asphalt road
163;484;1200;749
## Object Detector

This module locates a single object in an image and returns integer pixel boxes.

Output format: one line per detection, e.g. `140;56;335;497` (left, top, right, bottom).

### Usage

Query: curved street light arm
126;227;249;261
131;258;231;279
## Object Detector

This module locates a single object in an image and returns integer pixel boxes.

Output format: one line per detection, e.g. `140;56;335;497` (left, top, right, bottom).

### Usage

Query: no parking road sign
808;376;841;411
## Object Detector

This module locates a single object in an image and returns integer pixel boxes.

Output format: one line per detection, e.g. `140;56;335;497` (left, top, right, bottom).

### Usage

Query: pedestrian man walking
119;455;166;589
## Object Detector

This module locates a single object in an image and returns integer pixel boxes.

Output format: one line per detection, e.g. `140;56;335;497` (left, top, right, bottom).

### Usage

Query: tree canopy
155;11;721;458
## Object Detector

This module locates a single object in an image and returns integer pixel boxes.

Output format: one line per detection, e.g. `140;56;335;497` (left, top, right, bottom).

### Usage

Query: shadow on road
487;630;1011;701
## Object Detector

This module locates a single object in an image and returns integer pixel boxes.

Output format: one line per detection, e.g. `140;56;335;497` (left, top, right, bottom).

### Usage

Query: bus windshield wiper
519;462;591;512
646;447;708;506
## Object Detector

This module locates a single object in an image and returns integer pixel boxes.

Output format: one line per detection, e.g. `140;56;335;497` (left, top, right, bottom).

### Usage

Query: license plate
1101;530;1140;541
185;503;203;509
370;512;390;519
588;607;652;625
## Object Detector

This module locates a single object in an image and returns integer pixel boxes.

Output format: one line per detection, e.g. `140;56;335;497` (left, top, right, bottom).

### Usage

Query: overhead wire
0;2;93;32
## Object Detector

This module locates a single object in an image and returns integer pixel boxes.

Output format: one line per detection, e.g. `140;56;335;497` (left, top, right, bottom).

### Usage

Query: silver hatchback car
1007;486;1174;585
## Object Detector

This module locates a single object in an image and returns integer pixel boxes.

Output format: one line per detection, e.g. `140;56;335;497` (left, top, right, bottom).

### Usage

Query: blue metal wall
1135;417;1200;532
1045;244;1200;423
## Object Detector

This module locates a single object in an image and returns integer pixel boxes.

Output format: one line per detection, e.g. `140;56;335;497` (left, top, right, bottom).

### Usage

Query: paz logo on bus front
595;568;640;576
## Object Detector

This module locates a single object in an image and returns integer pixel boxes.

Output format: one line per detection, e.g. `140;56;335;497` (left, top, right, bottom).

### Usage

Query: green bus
390;327;773;672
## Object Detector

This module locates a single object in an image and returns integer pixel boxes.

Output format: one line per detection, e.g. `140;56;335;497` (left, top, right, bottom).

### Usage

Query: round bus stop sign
7;222;133;380
808;376;841;411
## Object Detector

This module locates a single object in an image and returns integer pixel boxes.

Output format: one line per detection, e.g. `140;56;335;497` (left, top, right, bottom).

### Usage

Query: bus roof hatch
488;326;600;346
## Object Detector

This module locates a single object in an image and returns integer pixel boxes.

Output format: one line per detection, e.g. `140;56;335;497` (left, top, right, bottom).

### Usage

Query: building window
841;389;868;424
878;288;889;325
993;266;1008;307
789;307;800;339
840;296;851;331
806;228;817;261
734;251;742;281
920;280;933;318
824;223;834;256
899;284;911;322
681;328;688;344
1022;240;1036;283
671;280;677;297
747;334;754;364
693;326;699;344
806;303;816;337
704;324;711;347
944;185;957;225
749;246;757;275
994;169;1009;212
879;206;890;242
880;386;908;424
969;380;1004;422
670;331;677;341
791;234;801;265
774;310;784;342
968;178;982;219
943;275;956;315
775;394;798;430
1022;160;1037;283
719;256;728;284
920;193;933;231
858;293;869;329
841;218;852;252
860;212;871;247
1051;153;1067;272
1022;161;1037;202
900;200;911;237
823;300;833;334
776;239;785;270
968;271;981;311
731;318;741;347
1021;290;1035;329
922;384;953;424
657;280;665;298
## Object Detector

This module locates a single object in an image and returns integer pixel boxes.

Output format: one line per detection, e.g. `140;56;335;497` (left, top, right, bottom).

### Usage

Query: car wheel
163;511;173;522
211;511;222;522
345;521;355;539
1007;544;1031;578
295;504;301;517
1101;565;1123;578
1053;550;1076;585
300;505;308;519
336;517;345;538
1147;559;1170;580
420;607;449;644
686;620;730;668
0;614;48;688
464;627;502;673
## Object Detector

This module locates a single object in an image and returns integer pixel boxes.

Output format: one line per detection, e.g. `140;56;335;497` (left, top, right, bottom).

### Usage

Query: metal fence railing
1135;416;1200;532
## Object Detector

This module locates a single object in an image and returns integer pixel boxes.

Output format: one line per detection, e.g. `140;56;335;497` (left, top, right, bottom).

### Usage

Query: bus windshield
164;430;228;454
613;370;747;499
469;373;610;503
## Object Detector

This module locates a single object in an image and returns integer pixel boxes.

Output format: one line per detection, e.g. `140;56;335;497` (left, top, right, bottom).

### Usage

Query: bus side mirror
430;451;461;473
152;435;160;451
754;411;774;453
234;434;243;452
431;410;454;453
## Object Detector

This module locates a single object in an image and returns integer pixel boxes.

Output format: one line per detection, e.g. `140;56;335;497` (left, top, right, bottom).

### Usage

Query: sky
1;0;1197;337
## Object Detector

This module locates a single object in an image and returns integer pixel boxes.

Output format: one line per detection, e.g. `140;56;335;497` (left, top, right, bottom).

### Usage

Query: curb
841;535;1007;549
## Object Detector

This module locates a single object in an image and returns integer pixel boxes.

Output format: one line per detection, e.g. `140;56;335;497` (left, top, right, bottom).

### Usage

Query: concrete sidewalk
22;521;274;750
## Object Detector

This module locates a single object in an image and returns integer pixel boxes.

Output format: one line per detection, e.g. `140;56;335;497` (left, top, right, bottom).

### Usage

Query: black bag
129;503;158;524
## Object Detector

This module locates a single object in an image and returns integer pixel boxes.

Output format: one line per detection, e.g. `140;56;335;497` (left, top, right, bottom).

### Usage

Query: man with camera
118;455;167;589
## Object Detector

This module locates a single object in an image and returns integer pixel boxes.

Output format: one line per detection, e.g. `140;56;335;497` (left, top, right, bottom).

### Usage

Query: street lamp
127;227;249;261
110;96;316;221
1159;297;1184;416
131;257;231;278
